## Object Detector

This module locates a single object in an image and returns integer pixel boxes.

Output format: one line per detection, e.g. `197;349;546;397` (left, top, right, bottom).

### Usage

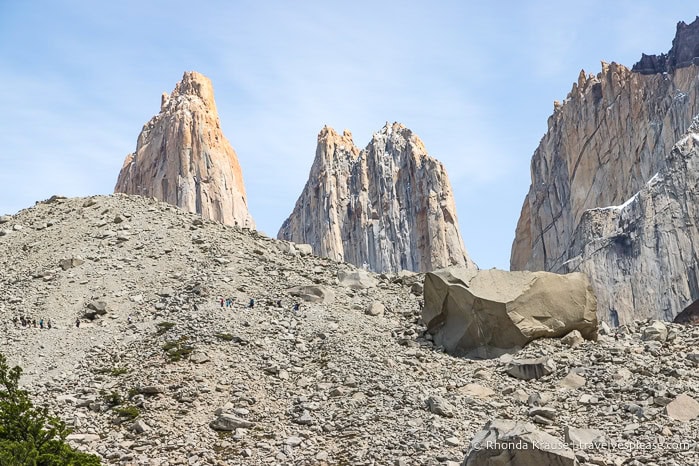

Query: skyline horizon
2;2;698;269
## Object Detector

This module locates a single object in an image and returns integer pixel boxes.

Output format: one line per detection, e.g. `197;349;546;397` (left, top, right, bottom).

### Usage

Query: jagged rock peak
115;71;254;229
278;122;476;273
632;16;699;74
512;20;699;325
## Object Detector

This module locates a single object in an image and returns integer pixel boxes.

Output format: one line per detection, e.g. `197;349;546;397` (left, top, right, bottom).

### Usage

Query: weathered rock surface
633;17;699;74
278;122;475;273
665;393;699;421
115;71;254;228
511;18;699;325
423;267;597;358
560;121;699;324
464;419;578;466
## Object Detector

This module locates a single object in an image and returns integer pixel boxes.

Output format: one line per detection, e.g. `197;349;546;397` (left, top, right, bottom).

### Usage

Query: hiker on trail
220;298;224;307
75;318;80;328
32;319;37;328
276;300;282;308
20;316;26;327
127;315;133;324
248;298;255;309
293;303;300;312
47;319;52;329
12;316;18;328
39;318;44;329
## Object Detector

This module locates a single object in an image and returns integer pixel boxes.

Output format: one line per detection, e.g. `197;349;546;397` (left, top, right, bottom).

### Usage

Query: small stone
506;357;556;380
293;410;313;425
559;372;586;390
285;436;303;446
445;436;460;447
210;414;254;431
458;383;495;398
564;427;607;449
561;329;585;347
665;393;699;421
139;385;165;395
426;396;455;418
132;420;151;434
189;351;210;364
366;302;385;316
641;320;668;341
579;394;599;405
528;406;557;420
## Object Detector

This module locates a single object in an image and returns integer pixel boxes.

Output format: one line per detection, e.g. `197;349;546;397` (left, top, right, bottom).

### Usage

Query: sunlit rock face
278;122;475;273
511;17;699;324
115;71;254;228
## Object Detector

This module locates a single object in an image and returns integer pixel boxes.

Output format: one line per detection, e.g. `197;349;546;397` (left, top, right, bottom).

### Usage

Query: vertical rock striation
115;71;254;228
563;121;699;324
511;17;699;323
278;122;475;273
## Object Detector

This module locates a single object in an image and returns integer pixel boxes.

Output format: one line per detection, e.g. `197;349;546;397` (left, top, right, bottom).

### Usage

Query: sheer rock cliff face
115;71;254;228
563;122;699;324
511;18;699;324
278;123;475;273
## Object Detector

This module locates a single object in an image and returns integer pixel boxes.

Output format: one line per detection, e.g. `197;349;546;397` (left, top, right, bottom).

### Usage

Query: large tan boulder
423;268;597;358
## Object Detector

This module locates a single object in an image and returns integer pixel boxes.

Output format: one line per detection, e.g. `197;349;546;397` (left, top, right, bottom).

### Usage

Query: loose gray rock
426;396;455;418
366;302;385;316
338;269;378;290
506;357;557;380
464;419;577;465
288;285;335;304
210;414;255;431
564;426;607;449
665;393;699;421
642;320;668;341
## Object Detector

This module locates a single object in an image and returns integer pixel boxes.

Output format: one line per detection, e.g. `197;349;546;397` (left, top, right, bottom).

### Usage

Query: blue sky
0;1;697;269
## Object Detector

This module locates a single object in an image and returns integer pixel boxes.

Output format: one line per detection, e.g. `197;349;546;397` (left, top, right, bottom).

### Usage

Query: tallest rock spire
115;71;254;228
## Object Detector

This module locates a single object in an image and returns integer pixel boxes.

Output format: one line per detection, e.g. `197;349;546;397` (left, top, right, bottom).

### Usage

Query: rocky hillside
115;71;255;229
278;123;475;274
1;195;699;465
511;18;699;323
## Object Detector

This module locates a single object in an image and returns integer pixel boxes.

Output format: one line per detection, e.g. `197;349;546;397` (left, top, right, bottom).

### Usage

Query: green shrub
214;333;234;341
162;337;193;362
0;352;101;465
113;406;139;420
109;367;128;376
104;391;122;407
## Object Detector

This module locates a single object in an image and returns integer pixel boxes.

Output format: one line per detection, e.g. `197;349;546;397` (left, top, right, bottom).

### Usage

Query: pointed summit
115;71;254;228
278;122;476;273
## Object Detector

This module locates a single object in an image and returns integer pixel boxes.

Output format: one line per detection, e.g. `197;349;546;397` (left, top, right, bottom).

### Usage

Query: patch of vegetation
156;321;176;335
214;333;235;341
113;405;140;420
127;387;139;400
162;337;193;362
103;391;122;407
0;352;101;465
